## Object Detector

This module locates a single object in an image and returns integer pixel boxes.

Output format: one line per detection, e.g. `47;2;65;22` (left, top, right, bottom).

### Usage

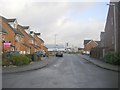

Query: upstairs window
15;36;19;42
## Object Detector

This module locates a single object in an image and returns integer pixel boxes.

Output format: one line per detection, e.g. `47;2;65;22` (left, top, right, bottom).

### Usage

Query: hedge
10;55;32;66
104;52;120;65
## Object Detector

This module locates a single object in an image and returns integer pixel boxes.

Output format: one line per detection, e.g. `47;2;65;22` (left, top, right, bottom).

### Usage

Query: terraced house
34;32;42;51
17;25;33;54
83;40;98;54
0;16;47;54
0;25;8;54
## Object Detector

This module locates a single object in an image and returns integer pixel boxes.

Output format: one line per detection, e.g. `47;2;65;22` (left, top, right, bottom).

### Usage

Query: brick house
43;46;48;52
17;25;34;54
0;25;8;54
33;32;46;52
0;16;26;53
17;26;38;54
104;1;120;53
33;32;44;52
90;41;103;59
34;33;42;51
7;18;25;54
0;16;16;52
1;16;47;54
29;31;38;53
39;38;44;51
91;1;120;59
84;40;98;54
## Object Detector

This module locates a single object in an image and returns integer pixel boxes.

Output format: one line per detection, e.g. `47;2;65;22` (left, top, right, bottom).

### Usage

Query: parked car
56;51;63;57
42;52;46;57
35;51;46;57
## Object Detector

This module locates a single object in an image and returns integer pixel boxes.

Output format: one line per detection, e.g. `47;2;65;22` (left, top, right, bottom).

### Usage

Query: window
29;39;34;44
15;36;19;42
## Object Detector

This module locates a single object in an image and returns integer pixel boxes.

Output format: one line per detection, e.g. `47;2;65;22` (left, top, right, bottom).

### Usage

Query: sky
0;0;110;48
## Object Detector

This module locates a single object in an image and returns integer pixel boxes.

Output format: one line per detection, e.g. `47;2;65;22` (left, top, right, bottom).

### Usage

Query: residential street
2;54;118;88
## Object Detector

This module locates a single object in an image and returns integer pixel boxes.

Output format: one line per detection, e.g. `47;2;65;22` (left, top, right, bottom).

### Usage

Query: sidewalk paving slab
78;54;120;72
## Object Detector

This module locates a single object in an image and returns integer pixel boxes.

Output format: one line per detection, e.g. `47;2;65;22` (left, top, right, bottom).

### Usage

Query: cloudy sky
0;0;110;47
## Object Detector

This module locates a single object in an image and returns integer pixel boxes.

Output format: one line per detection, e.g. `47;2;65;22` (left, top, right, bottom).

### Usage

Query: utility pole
55;34;56;51
54;34;57;55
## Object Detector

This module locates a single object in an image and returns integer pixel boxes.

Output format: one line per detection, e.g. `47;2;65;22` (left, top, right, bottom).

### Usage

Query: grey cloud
0;1;107;47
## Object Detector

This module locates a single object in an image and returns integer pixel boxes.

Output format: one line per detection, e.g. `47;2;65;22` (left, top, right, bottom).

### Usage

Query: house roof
7;18;16;22
95;41;101;46
8;24;24;37
38;37;44;43
21;26;29;29
101;32;105;34
17;25;35;40
95;41;100;44
78;48;83;50
43;46;48;49
84;40;91;45
1;16;24;37
84;40;99;46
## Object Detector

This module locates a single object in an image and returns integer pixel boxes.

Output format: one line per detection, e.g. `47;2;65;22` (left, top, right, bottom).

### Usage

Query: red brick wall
0;18;15;52
84;41;98;52
17;25;33;54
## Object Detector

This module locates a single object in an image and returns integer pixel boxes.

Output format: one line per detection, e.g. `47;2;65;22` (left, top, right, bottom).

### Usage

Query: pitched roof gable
7;18;16;22
1;16;24;37
84;40;91;45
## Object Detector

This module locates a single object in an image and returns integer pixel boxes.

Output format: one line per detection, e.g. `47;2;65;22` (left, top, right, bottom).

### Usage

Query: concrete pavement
2;56;58;74
78;54;120;72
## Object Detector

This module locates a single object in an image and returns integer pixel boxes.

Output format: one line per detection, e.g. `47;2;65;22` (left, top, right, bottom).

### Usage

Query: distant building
83;40;98;54
45;44;65;52
45;44;65;55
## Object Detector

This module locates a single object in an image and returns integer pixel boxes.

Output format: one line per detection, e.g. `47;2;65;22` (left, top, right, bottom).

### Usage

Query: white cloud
0;1;107;47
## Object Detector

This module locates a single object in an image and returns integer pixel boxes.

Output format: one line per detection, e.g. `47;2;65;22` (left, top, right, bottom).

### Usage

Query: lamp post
107;3;117;53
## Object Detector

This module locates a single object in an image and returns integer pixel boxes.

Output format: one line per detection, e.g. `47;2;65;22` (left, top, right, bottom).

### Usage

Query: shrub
104;52;120;65
26;54;34;61
2;58;11;66
10;55;32;66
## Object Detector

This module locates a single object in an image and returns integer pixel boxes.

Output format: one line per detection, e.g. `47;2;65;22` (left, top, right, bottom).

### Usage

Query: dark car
56;51;63;57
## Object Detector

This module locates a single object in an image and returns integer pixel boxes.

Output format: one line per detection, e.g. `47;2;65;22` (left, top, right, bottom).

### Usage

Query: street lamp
107;3;117;53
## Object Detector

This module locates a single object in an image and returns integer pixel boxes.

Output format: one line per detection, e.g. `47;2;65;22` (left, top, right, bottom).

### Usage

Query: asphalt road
2;54;118;88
